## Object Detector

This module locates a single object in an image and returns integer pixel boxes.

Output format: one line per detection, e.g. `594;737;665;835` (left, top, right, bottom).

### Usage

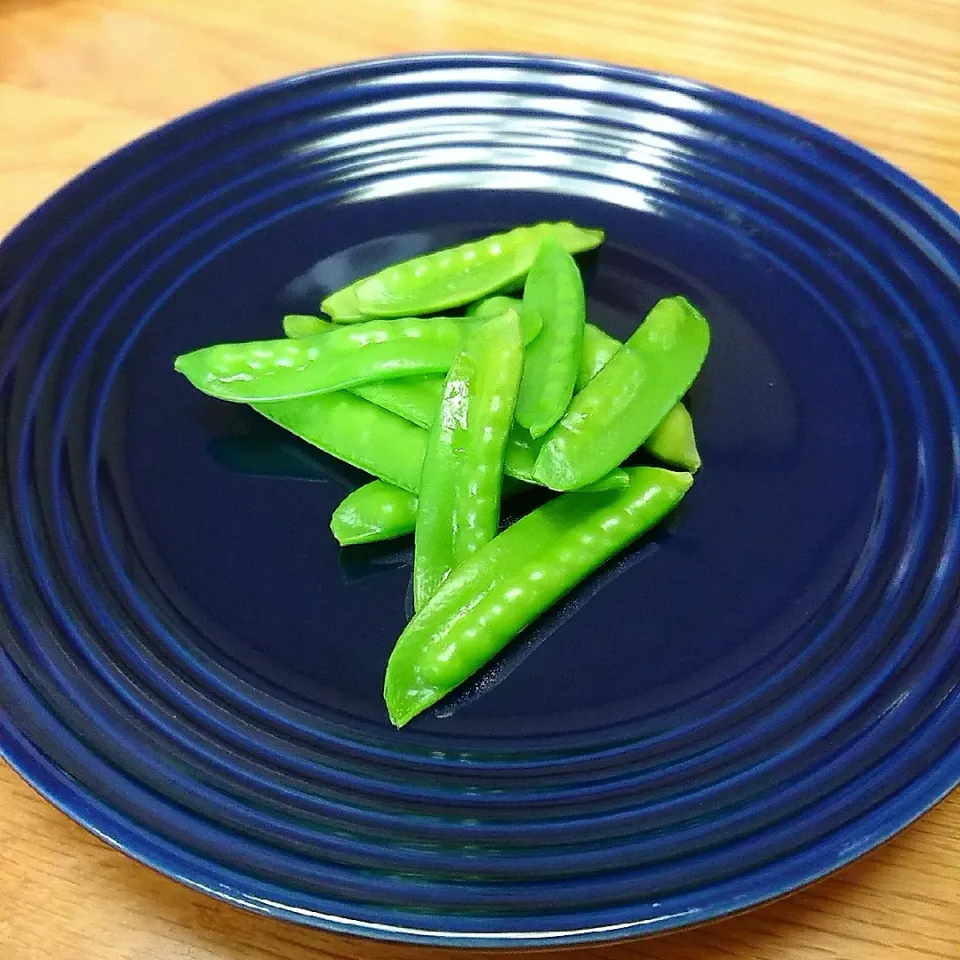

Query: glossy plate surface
0;54;958;948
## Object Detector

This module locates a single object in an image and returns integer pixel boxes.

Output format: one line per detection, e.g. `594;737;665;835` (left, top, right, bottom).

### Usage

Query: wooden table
2;1;959;957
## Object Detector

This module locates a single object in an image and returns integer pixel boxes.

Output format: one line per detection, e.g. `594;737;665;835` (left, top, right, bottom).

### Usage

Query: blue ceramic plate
1;54;958;948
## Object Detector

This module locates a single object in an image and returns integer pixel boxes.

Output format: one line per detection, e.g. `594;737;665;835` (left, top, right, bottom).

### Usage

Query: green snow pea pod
351;376;537;479
384;465;693;726
577;323;621;389
645;402;701;472
174;316;482;403
330;480;419;546
352;375;444;428
413;311;525;611
465;295;522;319
321;222;604;321
282;314;333;338
577;325;699;470
534;297;710;490
466;309;620;392
251;393;428;493
515;238;586;438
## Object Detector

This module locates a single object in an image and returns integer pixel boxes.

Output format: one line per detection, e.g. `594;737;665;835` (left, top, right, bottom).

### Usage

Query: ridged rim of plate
0;53;958;948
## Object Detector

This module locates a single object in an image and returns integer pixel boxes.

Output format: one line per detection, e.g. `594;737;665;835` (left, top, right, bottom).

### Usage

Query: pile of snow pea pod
174;222;711;726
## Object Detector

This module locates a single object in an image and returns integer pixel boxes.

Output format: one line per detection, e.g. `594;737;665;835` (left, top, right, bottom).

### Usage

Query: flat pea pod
174;316;486;403
384;466;693;726
331;480;419;546
515;238;586;438
413;311;525;610
251;393;428;493
282;314;333;338
534;297;710;490
321;222;604;321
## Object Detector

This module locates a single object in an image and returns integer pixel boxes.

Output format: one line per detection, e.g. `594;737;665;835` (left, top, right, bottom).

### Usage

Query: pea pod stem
384;466;694;727
413;311;525;610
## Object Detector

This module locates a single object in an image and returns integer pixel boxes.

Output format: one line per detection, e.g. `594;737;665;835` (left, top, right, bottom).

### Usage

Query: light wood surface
2;1;960;958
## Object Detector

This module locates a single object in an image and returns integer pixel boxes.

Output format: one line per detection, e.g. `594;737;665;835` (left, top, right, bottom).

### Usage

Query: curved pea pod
251;393;427;493
414;311;525;610
384;466;694;726
534;297;710;490
321;222;604;321
282;314;333;338
174;316;482;403
331;480;419;546
645;402;701;472
515;238;586;438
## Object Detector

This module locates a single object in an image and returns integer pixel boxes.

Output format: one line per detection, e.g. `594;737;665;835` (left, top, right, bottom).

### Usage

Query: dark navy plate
1;54;958;948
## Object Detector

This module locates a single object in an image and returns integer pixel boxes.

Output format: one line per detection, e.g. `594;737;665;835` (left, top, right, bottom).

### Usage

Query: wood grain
2;1;959;958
